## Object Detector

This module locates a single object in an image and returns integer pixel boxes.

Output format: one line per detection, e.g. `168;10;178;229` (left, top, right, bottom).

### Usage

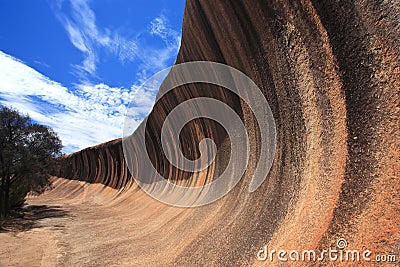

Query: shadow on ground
0;205;68;233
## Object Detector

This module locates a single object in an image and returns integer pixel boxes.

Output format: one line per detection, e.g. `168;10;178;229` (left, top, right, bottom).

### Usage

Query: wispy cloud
53;0;180;81
143;15;181;69
52;0;138;77
149;14;181;48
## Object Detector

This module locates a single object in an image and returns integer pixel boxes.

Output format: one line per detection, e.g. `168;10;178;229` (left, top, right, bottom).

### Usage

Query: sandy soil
0;205;67;267
0;178;227;266
0;180;146;266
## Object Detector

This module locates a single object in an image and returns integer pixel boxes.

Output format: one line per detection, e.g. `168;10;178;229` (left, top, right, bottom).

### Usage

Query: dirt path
0;180;132;266
0;203;70;266
0;178;222;266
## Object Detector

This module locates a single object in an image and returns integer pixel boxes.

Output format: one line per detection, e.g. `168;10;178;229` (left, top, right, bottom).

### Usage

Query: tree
0;105;63;218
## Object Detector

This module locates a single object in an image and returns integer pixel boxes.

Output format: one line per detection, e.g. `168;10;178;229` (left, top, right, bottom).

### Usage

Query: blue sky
0;0;185;153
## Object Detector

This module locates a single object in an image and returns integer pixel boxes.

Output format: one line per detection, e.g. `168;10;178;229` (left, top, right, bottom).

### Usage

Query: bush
0;105;63;218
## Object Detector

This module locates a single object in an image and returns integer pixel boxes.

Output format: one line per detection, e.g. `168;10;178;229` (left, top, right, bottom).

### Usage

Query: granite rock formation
55;0;399;265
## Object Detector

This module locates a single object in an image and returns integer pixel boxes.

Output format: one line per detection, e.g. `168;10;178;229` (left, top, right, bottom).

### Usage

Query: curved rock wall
56;0;399;265
57;139;132;189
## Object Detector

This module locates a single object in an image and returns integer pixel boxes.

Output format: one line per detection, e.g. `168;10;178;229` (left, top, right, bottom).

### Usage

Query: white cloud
0;51;147;153
141;15;181;72
149;14;181;47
